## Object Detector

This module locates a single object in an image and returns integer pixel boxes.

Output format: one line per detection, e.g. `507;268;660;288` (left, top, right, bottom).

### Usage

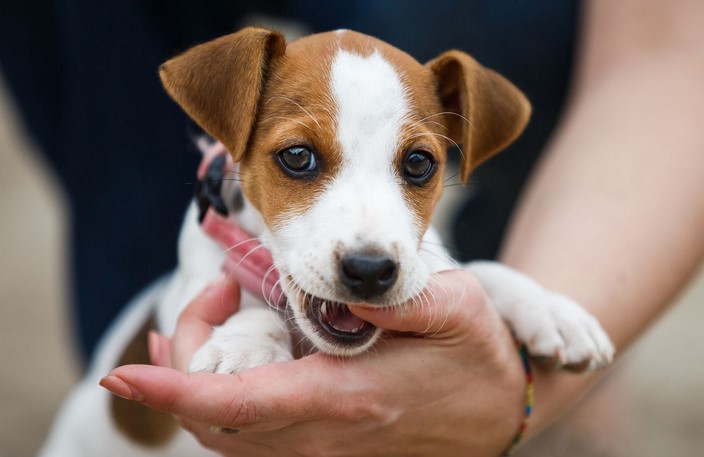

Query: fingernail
100;375;144;402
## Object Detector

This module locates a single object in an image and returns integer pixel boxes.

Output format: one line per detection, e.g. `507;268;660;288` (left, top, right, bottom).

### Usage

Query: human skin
104;271;529;456
501;0;704;433
101;0;704;455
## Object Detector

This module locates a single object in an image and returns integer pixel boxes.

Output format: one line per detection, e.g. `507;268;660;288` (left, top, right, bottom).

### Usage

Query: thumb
171;274;240;372
349;269;489;335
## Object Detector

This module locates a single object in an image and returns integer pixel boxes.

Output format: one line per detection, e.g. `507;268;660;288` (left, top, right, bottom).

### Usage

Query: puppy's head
161;27;530;355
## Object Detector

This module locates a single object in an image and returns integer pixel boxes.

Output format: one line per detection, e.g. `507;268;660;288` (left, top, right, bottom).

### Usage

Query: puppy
39;28;614;456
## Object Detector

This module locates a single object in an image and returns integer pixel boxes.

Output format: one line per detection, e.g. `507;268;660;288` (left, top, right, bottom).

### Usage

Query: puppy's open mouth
306;297;376;342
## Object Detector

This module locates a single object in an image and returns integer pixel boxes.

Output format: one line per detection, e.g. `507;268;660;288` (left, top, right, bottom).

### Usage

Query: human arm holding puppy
500;0;704;430
102;1;704;455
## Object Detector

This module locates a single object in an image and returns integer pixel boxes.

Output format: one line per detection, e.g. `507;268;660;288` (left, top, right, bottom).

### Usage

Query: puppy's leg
467;261;615;371
38;278;214;457
189;297;293;375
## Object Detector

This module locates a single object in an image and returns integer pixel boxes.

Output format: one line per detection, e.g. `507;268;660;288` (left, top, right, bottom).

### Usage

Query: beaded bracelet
502;343;534;456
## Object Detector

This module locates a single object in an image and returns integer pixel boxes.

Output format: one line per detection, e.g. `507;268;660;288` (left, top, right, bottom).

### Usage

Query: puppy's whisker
267;116;315;133
409;131;461;152
416;279;450;338
223;245;267;284
427;274;462;328
443;171;461;184
222;237;260;254
303;343;317;358
422;111;472;127
407;117;447;132
419;239;451;248
272;276;296;333
266;96;322;130
421;285;438;326
261;265;283;311
408;112;462;130
426;274;450;300
419;245;462;268
300;101;334;116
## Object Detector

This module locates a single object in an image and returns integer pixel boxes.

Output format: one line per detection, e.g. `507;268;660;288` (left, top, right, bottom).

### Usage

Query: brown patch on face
110;316;178;446
239;33;345;231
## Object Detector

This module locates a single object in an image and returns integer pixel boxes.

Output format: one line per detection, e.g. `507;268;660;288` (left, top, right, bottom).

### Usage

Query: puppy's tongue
333;313;367;332
317;301;369;334
328;304;367;332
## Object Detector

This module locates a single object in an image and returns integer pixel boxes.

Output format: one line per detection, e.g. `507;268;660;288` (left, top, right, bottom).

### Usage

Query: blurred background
1;1;703;456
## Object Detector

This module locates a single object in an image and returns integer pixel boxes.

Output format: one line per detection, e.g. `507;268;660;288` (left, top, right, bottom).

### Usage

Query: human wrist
475;323;531;457
500;343;533;455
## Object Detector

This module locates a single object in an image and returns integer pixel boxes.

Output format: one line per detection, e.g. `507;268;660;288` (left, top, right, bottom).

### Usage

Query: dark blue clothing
0;0;578;361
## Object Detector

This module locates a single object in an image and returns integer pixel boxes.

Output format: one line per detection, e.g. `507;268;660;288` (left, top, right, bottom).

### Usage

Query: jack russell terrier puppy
39;27;614;456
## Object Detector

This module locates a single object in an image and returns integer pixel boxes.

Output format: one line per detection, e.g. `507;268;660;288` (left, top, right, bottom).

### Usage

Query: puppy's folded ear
160;27;286;161
427;51;531;183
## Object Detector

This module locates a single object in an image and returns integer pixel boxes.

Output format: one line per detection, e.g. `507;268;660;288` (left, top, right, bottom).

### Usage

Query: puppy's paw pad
189;334;292;374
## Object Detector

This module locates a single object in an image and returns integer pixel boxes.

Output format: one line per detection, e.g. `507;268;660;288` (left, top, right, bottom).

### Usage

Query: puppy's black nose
340;253;398;300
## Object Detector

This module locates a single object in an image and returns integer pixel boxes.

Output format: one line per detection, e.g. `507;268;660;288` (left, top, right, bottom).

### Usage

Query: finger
172;275;240;372
102;356;349;432
148;331;172;368
349;269;488;335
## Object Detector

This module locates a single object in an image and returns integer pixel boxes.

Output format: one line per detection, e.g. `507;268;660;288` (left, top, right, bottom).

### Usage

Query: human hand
101;270;527;457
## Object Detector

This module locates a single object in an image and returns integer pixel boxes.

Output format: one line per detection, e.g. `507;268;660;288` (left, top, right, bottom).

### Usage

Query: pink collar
197;143;286;309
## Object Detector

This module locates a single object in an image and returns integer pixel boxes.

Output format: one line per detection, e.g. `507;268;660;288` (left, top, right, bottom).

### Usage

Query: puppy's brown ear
427;51;531;183
160;27;286;161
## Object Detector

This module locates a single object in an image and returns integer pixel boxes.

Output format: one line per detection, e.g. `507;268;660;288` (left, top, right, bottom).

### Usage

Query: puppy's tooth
321;301;328;317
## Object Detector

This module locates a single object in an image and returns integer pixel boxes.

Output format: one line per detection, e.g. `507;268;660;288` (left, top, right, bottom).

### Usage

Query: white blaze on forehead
327;48;417;233
330;48;410;169
263;45;430;308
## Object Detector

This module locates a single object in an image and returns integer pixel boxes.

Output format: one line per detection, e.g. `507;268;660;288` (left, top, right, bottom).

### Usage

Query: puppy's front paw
186;310;292;434
511;292;615;372
188;309;293;374
189;334;293;374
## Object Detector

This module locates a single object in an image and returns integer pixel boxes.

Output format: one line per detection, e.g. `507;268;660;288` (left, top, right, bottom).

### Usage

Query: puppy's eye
402;150;435;185
277;146;318;177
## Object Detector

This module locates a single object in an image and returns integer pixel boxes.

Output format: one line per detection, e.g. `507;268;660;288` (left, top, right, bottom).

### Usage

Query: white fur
468;262;615;369
189;308;292;374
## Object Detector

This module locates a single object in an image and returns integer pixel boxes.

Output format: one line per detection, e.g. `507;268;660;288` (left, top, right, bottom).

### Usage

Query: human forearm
500;0;704;434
